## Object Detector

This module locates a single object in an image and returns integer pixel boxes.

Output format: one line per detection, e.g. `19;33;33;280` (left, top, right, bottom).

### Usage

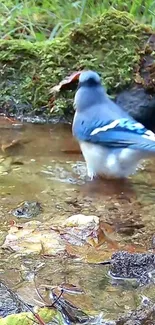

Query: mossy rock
0;10;154;120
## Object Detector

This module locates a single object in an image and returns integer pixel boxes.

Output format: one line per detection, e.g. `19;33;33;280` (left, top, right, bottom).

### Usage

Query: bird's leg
87;166;96;181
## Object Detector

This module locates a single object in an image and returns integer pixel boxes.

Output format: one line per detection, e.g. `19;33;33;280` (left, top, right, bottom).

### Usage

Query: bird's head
74;70;105;111
78;70;101;87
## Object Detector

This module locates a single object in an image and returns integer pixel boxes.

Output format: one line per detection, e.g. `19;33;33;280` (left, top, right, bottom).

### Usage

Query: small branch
88;260;111;265
50;288;64;307
33;272;47;305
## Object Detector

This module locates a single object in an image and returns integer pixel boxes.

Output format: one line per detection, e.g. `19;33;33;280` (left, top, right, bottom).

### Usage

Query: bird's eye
81;121;84;125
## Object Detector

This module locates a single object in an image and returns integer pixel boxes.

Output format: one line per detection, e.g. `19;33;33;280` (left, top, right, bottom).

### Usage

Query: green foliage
0;11;153;115
0;0;155;41
0;307;64;324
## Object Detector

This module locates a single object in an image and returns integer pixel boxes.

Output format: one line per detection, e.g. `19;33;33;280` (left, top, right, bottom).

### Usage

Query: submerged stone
12;201;42;218
110;251;155;285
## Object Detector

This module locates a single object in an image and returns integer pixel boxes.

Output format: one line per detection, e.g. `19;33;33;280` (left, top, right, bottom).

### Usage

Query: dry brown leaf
100;221;115;234
66;243;113;263
98;222;119;249
49;71;82;94
2;221;65;256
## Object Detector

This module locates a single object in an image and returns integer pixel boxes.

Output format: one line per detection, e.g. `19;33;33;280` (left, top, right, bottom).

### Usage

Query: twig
50;288;64;307
33;272;47;305
88;260;111;265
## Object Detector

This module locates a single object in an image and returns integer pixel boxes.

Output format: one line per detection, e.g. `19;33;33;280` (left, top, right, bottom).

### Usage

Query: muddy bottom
0;120;155;322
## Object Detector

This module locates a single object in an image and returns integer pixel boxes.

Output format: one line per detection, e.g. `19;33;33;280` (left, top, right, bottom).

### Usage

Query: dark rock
116;86;155;131
109;251;155;285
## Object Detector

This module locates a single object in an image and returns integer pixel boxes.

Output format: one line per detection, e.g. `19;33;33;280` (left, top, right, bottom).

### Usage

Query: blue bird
72;70;155;179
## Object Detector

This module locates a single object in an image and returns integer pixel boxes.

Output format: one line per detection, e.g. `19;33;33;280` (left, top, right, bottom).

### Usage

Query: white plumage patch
90;119;145;136
142;130;155;141
90;120;120;135
79;141;146;179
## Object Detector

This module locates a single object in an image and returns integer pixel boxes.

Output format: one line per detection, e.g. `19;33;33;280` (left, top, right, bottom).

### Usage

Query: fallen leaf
100;221;115;234
49;71;82;94
61;224;99;247
66;243;113;263
63;214;99;227
98;222;119;249
2;221;65;256
61;215;120;249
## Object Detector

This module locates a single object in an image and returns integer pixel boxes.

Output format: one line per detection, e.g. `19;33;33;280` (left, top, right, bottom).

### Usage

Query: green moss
0;10;153;118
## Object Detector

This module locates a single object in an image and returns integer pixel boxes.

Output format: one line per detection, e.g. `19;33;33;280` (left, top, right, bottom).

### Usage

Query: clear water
0;120;155;321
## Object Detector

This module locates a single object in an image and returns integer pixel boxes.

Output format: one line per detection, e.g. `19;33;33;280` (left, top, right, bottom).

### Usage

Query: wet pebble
109;251;155;286
12;201;42;219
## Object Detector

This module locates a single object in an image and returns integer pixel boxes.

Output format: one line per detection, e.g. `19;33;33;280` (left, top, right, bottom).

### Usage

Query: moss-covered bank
0;10;154;119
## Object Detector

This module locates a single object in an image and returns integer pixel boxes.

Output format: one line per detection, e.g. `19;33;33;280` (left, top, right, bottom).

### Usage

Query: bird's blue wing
73;117;155;151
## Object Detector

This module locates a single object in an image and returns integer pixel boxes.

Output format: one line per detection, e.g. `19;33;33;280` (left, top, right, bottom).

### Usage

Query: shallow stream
0;120;155;321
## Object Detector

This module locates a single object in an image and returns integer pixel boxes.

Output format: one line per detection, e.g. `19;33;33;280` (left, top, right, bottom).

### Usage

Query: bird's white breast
79;141;145;179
